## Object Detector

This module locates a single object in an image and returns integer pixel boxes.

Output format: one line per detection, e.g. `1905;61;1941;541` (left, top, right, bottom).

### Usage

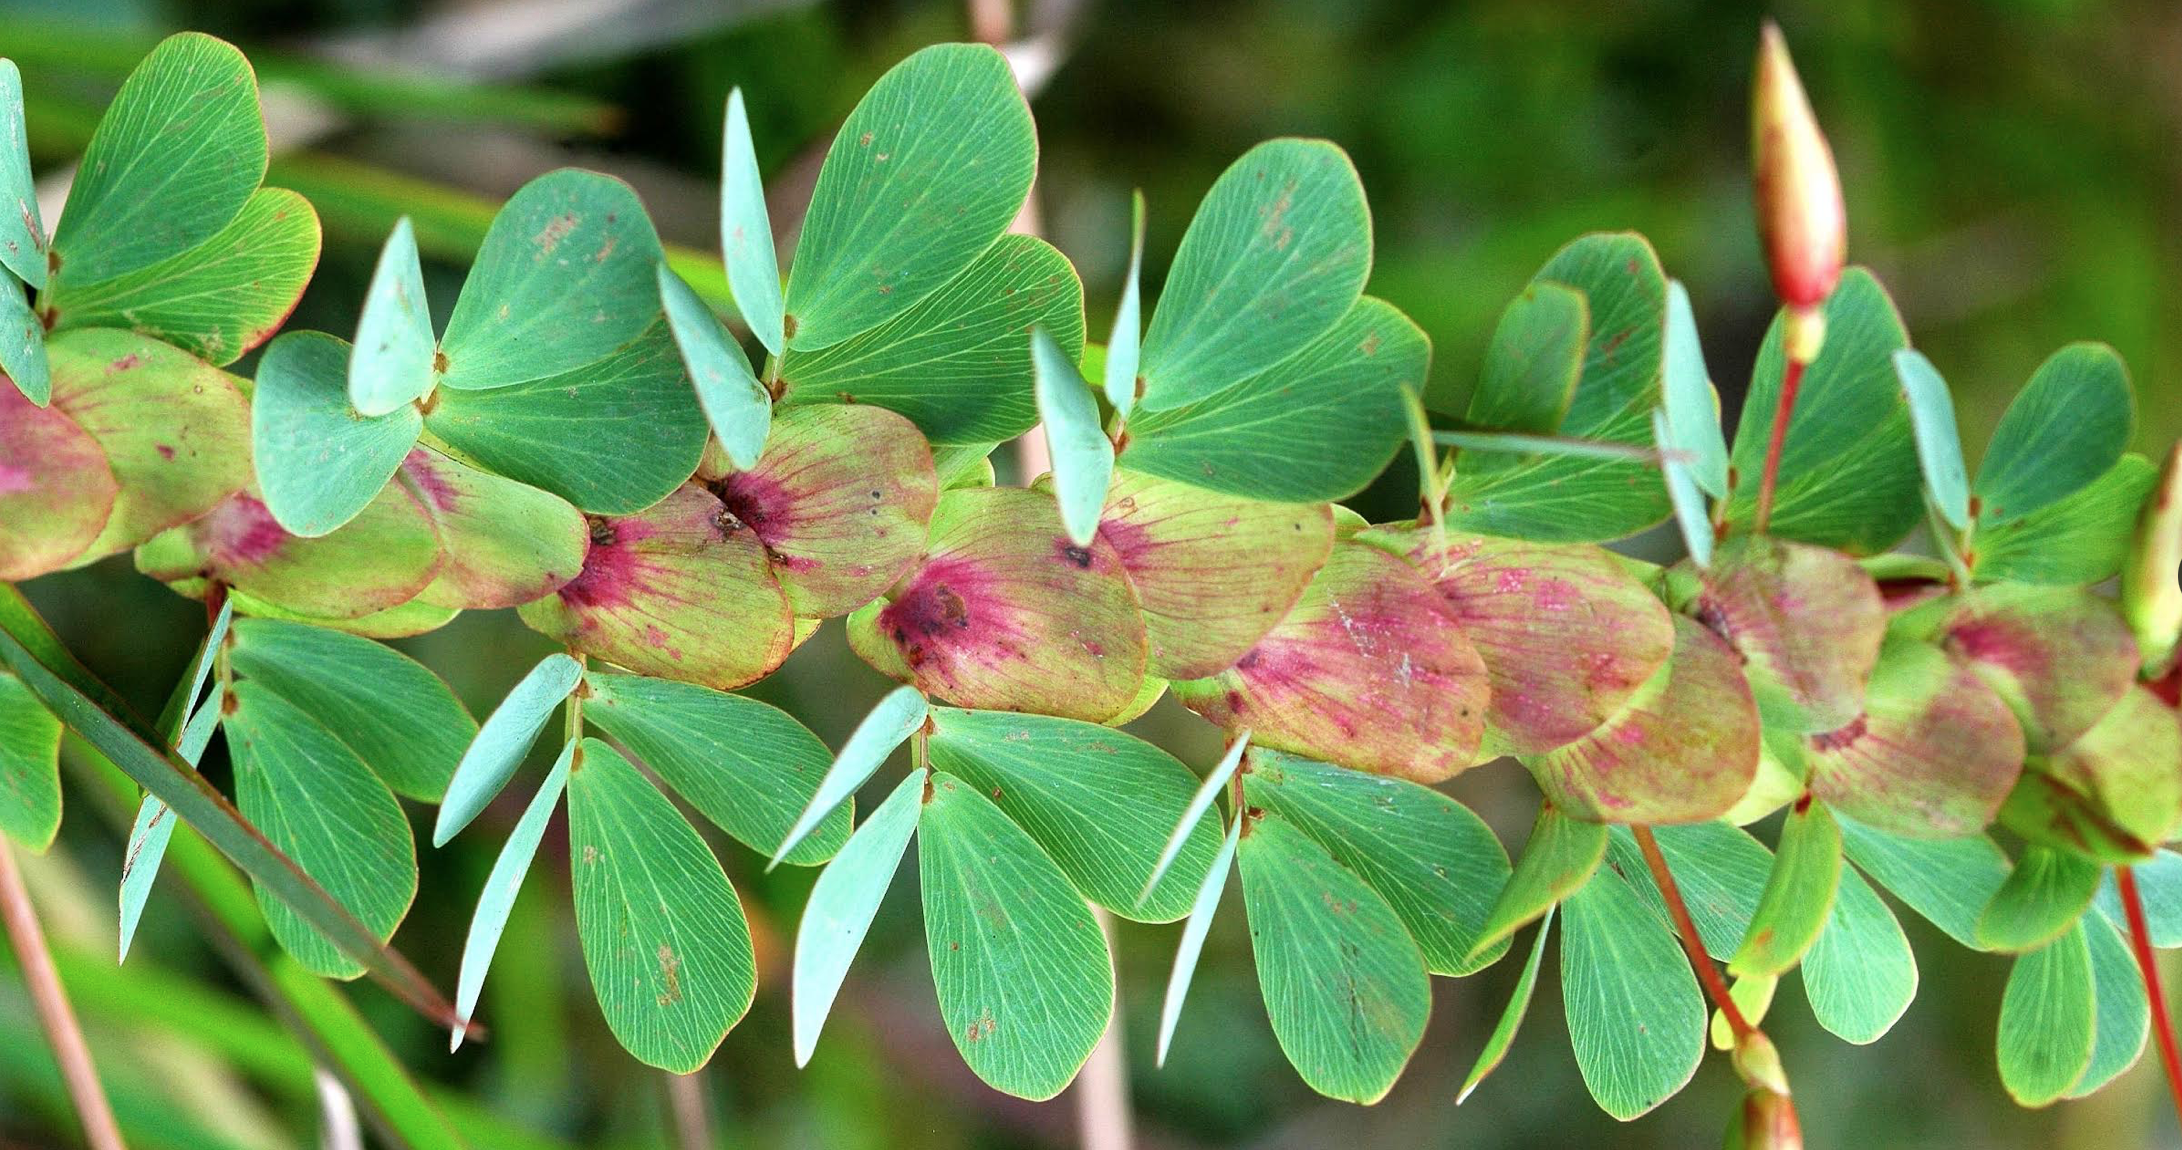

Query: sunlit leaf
1142;732;1247;905
452;739;572;1050
1659;280;1727;497
1238;811;1428;1104
793;769;923;1066
1033;329;1113;547
1693;535;1883;735
719;87;784;356
135;484;440;620
252;331;419;537
785;44;1034;351
1561;862;1704;1120
1606;820;1770;958
569;739;754;1073
1995;925;2096;1107
921;771;1112;1100
433;652;582;846
1139;139;1370;410
1655;409;1714;567
1909;583;2137;754
1729;799;1841;977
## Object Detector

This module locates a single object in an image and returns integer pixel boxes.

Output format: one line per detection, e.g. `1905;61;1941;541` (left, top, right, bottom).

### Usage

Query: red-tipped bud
1752;22;1845;311
2125;442;2182;677
1726;1089;1804;1150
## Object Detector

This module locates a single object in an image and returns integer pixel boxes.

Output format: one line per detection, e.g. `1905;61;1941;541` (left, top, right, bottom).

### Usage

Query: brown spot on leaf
656;944;683;1005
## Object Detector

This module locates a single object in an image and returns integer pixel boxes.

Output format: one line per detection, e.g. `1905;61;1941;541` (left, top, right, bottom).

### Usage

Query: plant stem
1075;907;1136;1150
665;1070;712;1150
1750;355;1807;535
1631;825;1752;1040
0;840;127;1150
2115;866;2182;1125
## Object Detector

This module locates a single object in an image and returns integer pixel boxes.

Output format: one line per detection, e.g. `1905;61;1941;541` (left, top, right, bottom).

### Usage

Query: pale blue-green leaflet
1102;191;1147;417
433;652;583;846
659;263;771;470
253;331;421;537
1654;408;1714;567
770;685;927;868
0;59;46;291
119;595;233;962
1660;279;1727;497
0;264;47;405
1140;731;1248;905
348;217;436;417
1155;810;1239;1066
451;738;574;1051
720;87;784;356
1032;327;1113;547
791;768;925;1066
1892;348;1971;531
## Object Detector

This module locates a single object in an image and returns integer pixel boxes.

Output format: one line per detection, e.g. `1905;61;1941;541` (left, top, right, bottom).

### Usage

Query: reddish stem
1751;355;1807;535
2116;866;2182;1125
0;842;126;1150
1632;825;1752;1040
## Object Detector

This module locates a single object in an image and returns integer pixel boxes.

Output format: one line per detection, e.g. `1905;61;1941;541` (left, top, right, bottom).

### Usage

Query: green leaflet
1656;408;1714;566
2094;851;2182;947
568;739;754;1073
1442;233;1672;542
433;652;583;846
1729;799;1842;977
793;769;925;1066
772;685;925;866
1659;279;1727;497
0;264;48;405
1723;268;1920;552
0;60;45;290
1124;295;1424;502
437;169;666;391
1606;820;1771;959
1837;814;2010;948
778;235;1083;445
44;186;320;366
226;679;418;979
719;87;784;356
1102;190;1147;417
48;33;266;289
423;320;706;515
1156;810;1239;1066
1138;138;1370;411
1032;327;1112;547
1459;906;1553;1104
1975;845;2102;953
785;44;1035;352
1974;343;2132;525
2067;909;2149;1098
135;485;441;621
925;706;1219;923
659;263;770;470
582;672;849;866
401;447;586;611
121;595;233;962
1244;747;1511;975
452;738;573;1050
920;771;1113;1101
1472;803;1608;956
227;617;477;802
1561;862;1704;1120
1972;453;2157;586
1141;732;1248;905
1799;864;1917;1044
1996;925;2097;1107
348;217;435;417
252;331;420;537
0;668;61;850
1465;281;1587;444
1238;812;1429;1104
1892;349;1970;531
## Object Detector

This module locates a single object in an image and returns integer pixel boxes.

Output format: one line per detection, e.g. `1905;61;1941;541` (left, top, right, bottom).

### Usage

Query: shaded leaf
793;768;923;1066
569;738;754;1073
785;44;1034;351
583;671;850;865
516;484;794;688
0;269;47;404
1237;811;1428;1104
251;331;419;537
0;60;44;290
849;486;1149;722
46;187;319;366
1729;799;1842;977
2094;850;2182;948
2067;910;2148;1098
432;652;581;846
1244;746;1510;975
1837;814;2010;948
927;706;1220;922
1124;296;1424;502
1172;543;1486;783
1465;281;1587;442
1996;925;2096;1107
1606;821;1771;958
1655;408;1714;567
228;617;476;802
0;669;61;850
0;378;115;579
1142;732;1247;904
778;235;1082;444
2007;685;2182;862
920;770;1112;1100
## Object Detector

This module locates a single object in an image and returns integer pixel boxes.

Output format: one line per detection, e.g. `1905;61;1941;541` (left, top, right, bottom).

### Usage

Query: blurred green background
5;0;2181;1147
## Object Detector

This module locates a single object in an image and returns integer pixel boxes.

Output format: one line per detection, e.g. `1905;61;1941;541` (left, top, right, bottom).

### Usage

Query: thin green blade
791;768;924;1066
1140;732;1247;908
1458;906;1554;1105
433;652;582;846
771;685;926;868
659;262;771;470
1471;803;1608;957
1892;349;1970;530
1102;190;1147;416
451;738;573;1050
1155;810;1239;1066
1660;279;1727;497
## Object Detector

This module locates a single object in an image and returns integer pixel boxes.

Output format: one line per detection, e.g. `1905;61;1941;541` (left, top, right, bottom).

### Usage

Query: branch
0;841;126;1150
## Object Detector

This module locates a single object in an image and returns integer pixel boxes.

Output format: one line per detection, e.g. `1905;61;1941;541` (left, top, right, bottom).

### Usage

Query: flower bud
1726;1089;1804;1150
2124;442;2182;677
1753;21;1845;310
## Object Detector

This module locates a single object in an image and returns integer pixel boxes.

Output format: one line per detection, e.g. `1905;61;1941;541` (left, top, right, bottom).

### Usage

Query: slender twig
2115;867;2182;1125
0;841;127;1150
1750;356;1807;534
1630;825;1751;1040
666;1070;713;1150
1075;908;1136;1150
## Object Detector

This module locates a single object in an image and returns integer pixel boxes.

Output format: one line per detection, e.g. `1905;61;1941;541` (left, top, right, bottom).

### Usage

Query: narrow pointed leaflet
434;652;583;846
348;217;435;416
1033;328;1113;548
1140;732;1248;906
1460;906;1554;1104
452;739;573;1051
1157;811;1240;1067
771;685;926;868
1892;349;1970;530
660;263;771;470
720;87;785;356
1103;190;1147;416
792;769;924;1066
